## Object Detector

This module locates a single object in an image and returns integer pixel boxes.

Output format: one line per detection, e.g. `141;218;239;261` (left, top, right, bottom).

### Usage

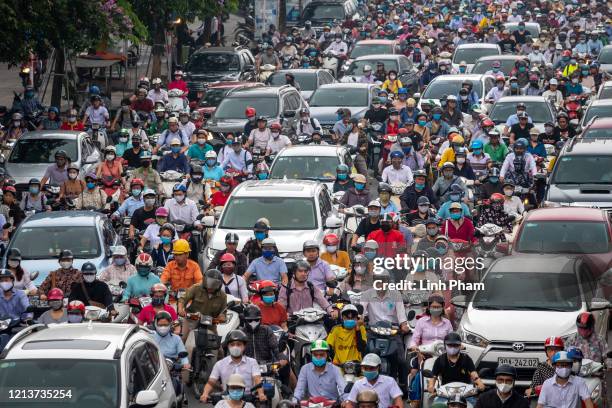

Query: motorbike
252;146;266;165
474;223;506;280
217;294;244;345
166;351;189;406
342;360;361;393
167;89;188;115
366;320;401;378
576;359;606;408
321;53;340;78
299;396;338;408
257;361;285;408
100;175;123;201
367;122;384;173
288;307;327;376
258;64;276;82
88;123;108;149
0;306;34;351
294;133;312;145
340;204;366;252
124;296;152;324
410;340;446;407
188;313;221;397
281;54;295;70
83;305;110;322
160;170;185;199
173;219;203;262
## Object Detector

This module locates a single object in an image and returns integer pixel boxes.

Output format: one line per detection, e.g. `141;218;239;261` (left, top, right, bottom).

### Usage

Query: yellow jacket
326;324;367;365
382;79;403;95
437;147;456;168
321;251;351;271
563;64;578;78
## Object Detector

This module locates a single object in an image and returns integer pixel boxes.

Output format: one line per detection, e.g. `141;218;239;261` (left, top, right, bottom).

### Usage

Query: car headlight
206;247;218;260
458;327;489;348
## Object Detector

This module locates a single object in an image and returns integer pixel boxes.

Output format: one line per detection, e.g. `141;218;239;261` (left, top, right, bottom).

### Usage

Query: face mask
403;147;412;154
368;209;380;218
228;389;244;401
262;250;275;260
497;84;504;90
427;227;438;237
228;346;243;358
226;140;233;145
429;307;443;317
450;212;462;220
205;158;218;168
572;78;579;84
7;260;19;268
379;97;388;103
248;320;260;330
364;251;377;261
174;194;185;203
414;182;425;190
262;295;275;304
503;189;514;197
0;282;13;292
497;383;513;393
363;370;379;381
156;325;171;336
255;231;266;241
519;67;526;73
152;297;164;307
114;257;126;266
197;138;207;145
13;121;20;127
137;268;150;277
105;154;116;162
489;176;499;183
446;346;460;355
60;261;73;269
337;173;347;181
49;300;63;310
68;116;77;123
119;137;128;143
343;319;356;329
144;198;156;207
68;172;78;180
354;182;365;191
257;173;268;180
492;68;500;73
83;274;96;283
132;189;141;197
418;120;427;126
450;194;460;202
335;38;341;43
354;265;366;275
29;186;39;195
457;157;466;164
68;314;83;323
432;113;441;121
160;236;172;245
171;146;181;154
555;367;571;378
326;245;338;253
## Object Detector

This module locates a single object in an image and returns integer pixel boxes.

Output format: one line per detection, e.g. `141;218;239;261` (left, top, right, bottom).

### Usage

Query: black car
185;46;256;89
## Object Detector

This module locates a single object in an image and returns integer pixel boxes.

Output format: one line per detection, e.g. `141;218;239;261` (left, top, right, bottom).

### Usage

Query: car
269;145;354;190
544;137;612;209
471;55;528;76
503;21;541;38
581;99;612;128
597;45;612;75
308;82;378;133
488;95;556;134
206;85;308;135
453;254;609;387
267;69;336;101
416;74;495;110
580;117;612;139
185;46;256;88
511;207;612;280
3;131;100;194
3;211;120;286
341;54;420;92
451;43;501;73
343;39;401;71
595;80;612;100
195;81;263;119
300;0;360;31
202;180;342;267
0;323;178;407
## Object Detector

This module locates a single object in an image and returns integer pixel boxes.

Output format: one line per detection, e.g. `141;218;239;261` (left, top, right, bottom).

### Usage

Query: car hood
462;307;579;341
546;183;612;208
5;163;52;185
209;228;318;253
308;106;368;124
188;72;238;83
20;258;105;286
207;118;249;133
599;63;612;74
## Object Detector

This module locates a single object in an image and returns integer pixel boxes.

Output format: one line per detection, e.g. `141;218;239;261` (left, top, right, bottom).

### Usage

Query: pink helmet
155;207;169;217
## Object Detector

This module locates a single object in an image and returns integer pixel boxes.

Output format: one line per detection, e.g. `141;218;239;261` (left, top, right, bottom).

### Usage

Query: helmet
48;106;59;115
150;283;168;295
105;145;116;154
219;253;236;263
245;107;256;117
337;164;349;173
361;353;382;367
244;304;262;321
364;240;379;250
444;332;462;345
154;311;173;325
413;169;427;179
173;239;191;255
67;300;85;313
567;347;584;361
7;248;21;261
172;183;187;193
11;112;23;120
576;312;595;329
417;196;430;206
303;240;319;252
135;253;154;268
551;351;573;364
270;122;282;131
155;207;169;217
341;304;358;316
356;390;379;404
28;178;40;186
490;193;504;203
205;269;223;291
55;150;68;159
311;339;330;351
378;183;392;193
0;269;14;280
258;280;278;294
81;262;97;274
514;138;528;148
323;234;339;246
130;178;144;188
544;336;564;349
471;140;484;150
390;150;404;159
47;288;64;301
495;364;517;378
190;163;203;175
59;249;74;260
447;395;467;407
353;254;367;265
450;184;464;194
261;238;276;248
256;116;267;123
89;85;100;95
441;161;455;170
226;329;248;344
160;223;176;236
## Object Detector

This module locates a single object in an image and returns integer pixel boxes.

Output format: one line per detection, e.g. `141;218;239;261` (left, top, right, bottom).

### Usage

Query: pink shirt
409;315;453;347
137;304;178;325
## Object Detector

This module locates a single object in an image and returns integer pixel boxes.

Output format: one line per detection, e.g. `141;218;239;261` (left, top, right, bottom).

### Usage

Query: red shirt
366;228;406;258
210;191;230;206
386;121;400;135
440;218;476;243
168;80;188;94
137;304;178;325
254;301;288;327
131;98;154;113
60;121;85;131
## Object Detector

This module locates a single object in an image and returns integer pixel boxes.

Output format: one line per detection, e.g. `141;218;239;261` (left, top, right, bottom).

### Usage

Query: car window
101;220;114;249
135;343;159;386
578;265;596;302
484;78;494;95
318;191;332;218
286;93;300;111
144;343;161;373
291;92;303;109
81;139;91;159
127;348;147;399
398;56;412;72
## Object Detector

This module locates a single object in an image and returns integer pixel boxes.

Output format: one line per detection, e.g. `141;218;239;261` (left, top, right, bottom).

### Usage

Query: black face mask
142;161;151;168
381;223;392;232
132;141;140;148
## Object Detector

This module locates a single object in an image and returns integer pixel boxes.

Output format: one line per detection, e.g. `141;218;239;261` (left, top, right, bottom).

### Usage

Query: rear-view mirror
588;298;610;311
134;390;159;407
202;215;215;227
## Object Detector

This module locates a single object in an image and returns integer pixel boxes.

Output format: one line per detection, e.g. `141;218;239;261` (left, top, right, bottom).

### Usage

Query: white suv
0;323;178;407
452;254;609;387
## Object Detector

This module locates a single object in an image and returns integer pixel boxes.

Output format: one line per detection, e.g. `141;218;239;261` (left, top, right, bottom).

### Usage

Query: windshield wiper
506;305;570;312
473;304;503;310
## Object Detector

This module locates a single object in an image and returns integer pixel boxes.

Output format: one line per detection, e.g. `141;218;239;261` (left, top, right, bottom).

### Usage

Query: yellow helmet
172;239;191;255
451;134;464;144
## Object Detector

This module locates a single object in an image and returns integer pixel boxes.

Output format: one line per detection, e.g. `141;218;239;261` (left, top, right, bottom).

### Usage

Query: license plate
497;357;539;368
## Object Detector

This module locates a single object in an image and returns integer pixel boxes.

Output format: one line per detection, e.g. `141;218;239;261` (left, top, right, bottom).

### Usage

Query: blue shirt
122;273;161;301
505;113;533;127
307;258;334;292
437;201;471;220
379;201;398;215
157;153;190;174
332;120;348;137
187;143;213;161
347;374;403;408
158;129;189;147
527;142;547;158
152;332;189;365
0;289;30;320
116;141;132;157
115;196;144;217
203;165;224;181
294;362;346;402
246;256;288;285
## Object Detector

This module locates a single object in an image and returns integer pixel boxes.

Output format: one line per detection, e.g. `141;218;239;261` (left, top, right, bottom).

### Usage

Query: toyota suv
453;254;609;387
185;46;256;89
0;324;178;407
202;180;342;267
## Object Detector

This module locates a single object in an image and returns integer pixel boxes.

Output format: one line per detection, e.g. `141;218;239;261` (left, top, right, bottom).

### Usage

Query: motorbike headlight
483;236;495;244
0;318;10;330
206;247;218;260
590;383;601;401
458;327;489;348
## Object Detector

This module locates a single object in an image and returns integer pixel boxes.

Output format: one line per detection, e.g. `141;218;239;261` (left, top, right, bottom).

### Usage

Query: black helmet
154;310;173;324
417;196;430;206
55;150;68;159
0;269;14;280
81;262;97;274
28;178;41;186
495;364;517;378
378;182;392;193
7;248;21;261
413;169;427;178
444;332;462;345
59;249;74;260
205;269;223;291
488;167;501;177
226;329;248;344
254;221;270;231
244;304;262;321
447;394;467;407
190;163;203;174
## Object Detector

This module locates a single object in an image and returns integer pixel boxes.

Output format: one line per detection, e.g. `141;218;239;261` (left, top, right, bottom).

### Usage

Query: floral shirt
565;332;608;364
38;268;82;297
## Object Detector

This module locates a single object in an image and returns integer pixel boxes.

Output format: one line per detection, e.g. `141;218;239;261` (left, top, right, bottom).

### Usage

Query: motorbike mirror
245;64;255;71
421;369;434;378
413;92;421;100
451;295;467;308
326;280;338;288
119;281;127;289
407;309;416;320
283;110;296;118
325;216;342;229
355;304;364;315
587;297;610;311
29;271;39;281
202;215;215;227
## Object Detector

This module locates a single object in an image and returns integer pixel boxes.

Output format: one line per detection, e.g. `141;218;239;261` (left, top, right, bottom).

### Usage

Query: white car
416;74;495;110
453;254;609;387
451;43;501;73
0;323;179;407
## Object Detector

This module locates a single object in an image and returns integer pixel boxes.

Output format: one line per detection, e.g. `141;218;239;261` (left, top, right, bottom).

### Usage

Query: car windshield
270;156;339;181
473;272;581;311
9;139;78;164
187;53;240;73
552;155;612;184
598;87;612;100
504;23;540;37
309;88;368;107
421;79;483;99
0;359;119;407
345;60;398;76
452;47;500;64
489;101;553;124
350;44;394;59
12;226;101;259
302;4;345;21
198;88;230;108
269;72;318;90
583;106;612;124
214;96;278;119
220;197;317;230
516;221;609;254
472;58;518;75
598;48;612;64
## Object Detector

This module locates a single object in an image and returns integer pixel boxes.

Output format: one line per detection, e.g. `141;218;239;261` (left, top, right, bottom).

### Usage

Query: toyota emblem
512;343;525;352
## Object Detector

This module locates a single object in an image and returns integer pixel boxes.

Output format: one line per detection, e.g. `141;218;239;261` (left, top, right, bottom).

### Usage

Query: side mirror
588;297;610;311
85;154;98;164
451;295;467;309
478;368;492;378
283;110;296;118
413;92;421;99
29;271;39;281
245;64;255;71
134;390;160;407
326;280;338;289
407;309;416;320
574;125;582;134
119;281;127;289
325;215;342;229
202;215;215;227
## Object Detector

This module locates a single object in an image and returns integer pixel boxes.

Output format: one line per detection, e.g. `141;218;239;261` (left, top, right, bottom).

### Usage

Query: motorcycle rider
294;339;347;402
327;304;367;366
140;207;170;249
324;33;348;59
478;193;515;233
151;223;175;268
244;237;288;286
75;173;108;210
148;105;168;135
433;162;468;204
278;260;335;316
60;109;85;131
483;130;509;166
157;138;190;173
201;151;224;181
345;353;403;408
415;218;442;250
156;117;190;153
68;262;112;309
220;138;253;177
339;174;370;209
0;269;30;320
536;351;593;408
37;106;61;130
302;240;335;292
122;253;161;301
83;94;110;128
333;164;353;193
167;70;188;94
247;116;272;151
256;45;281;73
96;145;123;188
321;233;350;271
475;365;528;408
112;178;145;218
99;245;137;286
500;138;536;186
131;151;163;193
187;129;214;161
208;233;248;276
19;85;44;118
253;281;288;330
20;178;49;213
219;253;248;302
565;312;608;371
360;65;376;84
152;310;190;376
366;213;407;259
400;170;436;212
37;288;67;324
66;300;86;323
381;151;414;186
160;239;203;291
266;122;291;155
139;284;178;326
242;220;277;264
295;108;322;137
4;112;27;140
38;249;81;299
350;201;382;249
525;337;565;397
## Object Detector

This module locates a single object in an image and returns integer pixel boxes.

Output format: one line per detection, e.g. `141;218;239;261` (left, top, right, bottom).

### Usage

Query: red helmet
259;280;278;293
576;312;595;329
3;186;16;194
150;283;167;295
482;119;495;127
245;107;256;117
398;127;409;135
220;176;232;185
543;336;564;349
47;288;64;301
67;300;85;313
135;252;153;268
562;50;571;57
219;253;236;263
270;122;282;131
323;233;339;246
490;193;504;203
130;178;145;188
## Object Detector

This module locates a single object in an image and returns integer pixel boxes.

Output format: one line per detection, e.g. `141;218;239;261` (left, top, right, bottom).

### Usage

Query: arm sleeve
409;319;423;347
293;367;307;401
101;284;113;307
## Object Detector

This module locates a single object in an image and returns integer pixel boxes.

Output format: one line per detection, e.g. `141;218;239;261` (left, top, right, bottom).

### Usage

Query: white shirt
324;40;348;55
164;198;200;226
346;132;360;148
507;14;523;22
179;121;196;140
503;196;525;215
266;134;292;154
485;86;506;103
500;152;537;178
381;164;414;185
85;105;109;125
248;128;272;150
147;89;168;104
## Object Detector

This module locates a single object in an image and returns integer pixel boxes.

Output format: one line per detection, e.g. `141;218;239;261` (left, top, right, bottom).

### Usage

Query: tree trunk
50;48;65;108
279;0;286;32
151;27;165;79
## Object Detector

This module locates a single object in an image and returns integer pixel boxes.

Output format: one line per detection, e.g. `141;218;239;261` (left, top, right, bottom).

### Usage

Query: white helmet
363;64;372;72
152;77;162;85
205;150;218;159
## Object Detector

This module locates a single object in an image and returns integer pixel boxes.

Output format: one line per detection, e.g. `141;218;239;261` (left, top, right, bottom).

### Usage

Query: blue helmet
514;138;528;149
172;183;187;193
471;140;483;150
89;85;100;95
48;106;59;115
390;150;404;159
397;88;408;95
566;347;584;362
551;351;572;365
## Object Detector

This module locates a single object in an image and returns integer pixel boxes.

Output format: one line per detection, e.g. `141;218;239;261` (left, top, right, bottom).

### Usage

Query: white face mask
174;195;185;203
496;383;513;393
156;325;171;336
248;320;260;330
8;260;19;268
228;346;243;358
60;261;73;269
446;345;460;355
335;38;341;43
354;265;366;275
418;205;429;213
105;154;115;161
503;189;514;196
272;132;280;139
456;157;466;164
145;198;156;207
326;245;337;253
0;282;13;292
555;367;571;378
83;274;96;283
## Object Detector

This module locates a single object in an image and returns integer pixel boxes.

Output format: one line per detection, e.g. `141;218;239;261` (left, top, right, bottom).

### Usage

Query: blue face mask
418;120;427;126
160;236;172;245
86;182;96;189
450;194;460;202
29;186;39;195
206;159;216;167
226;139;233;145
363;370;379;381
473;149;482;155
432;113;441;121
228;390;244;401
262;295;275;304
403;147;412;154
492;67;499;73
262;250;274;259
436;246;447;255
337;113;343;121
255;231;266;241
459;67;466;73
354;182;365;191
137;267;150;277
132;189;142;197
364;251;376;260
450;212;462;220
415;182;425;189
519;66;526;72
379;97;388;103
511;82;518;89
171;146;181;154
337;173;347;180
312;357;327;367
257;173;268;180
343;319;356;329
582;71;589;76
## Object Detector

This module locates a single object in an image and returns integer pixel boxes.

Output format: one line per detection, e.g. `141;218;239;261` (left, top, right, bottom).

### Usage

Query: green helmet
119;128;130;136
311;339;329;352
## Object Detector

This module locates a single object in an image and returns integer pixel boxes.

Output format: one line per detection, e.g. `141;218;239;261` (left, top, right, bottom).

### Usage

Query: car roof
504;21;540;27
475;55;526;61
524;207;607;222
455;43;499;49
494;95;548;103
197;47;243;53
587;117;612;129
19;130;85;140
4;323;148;360
588;99;612;107
562;138;612;155
430;74;489;82
490;254;578;274
600;80;612;87
318;82;373;89
355;39;397;45
275;69;321;75
232;180;322;198
276;145;344;157
226;86;289;97
354;54;402;61
207;81;261;89
20;210;100;228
